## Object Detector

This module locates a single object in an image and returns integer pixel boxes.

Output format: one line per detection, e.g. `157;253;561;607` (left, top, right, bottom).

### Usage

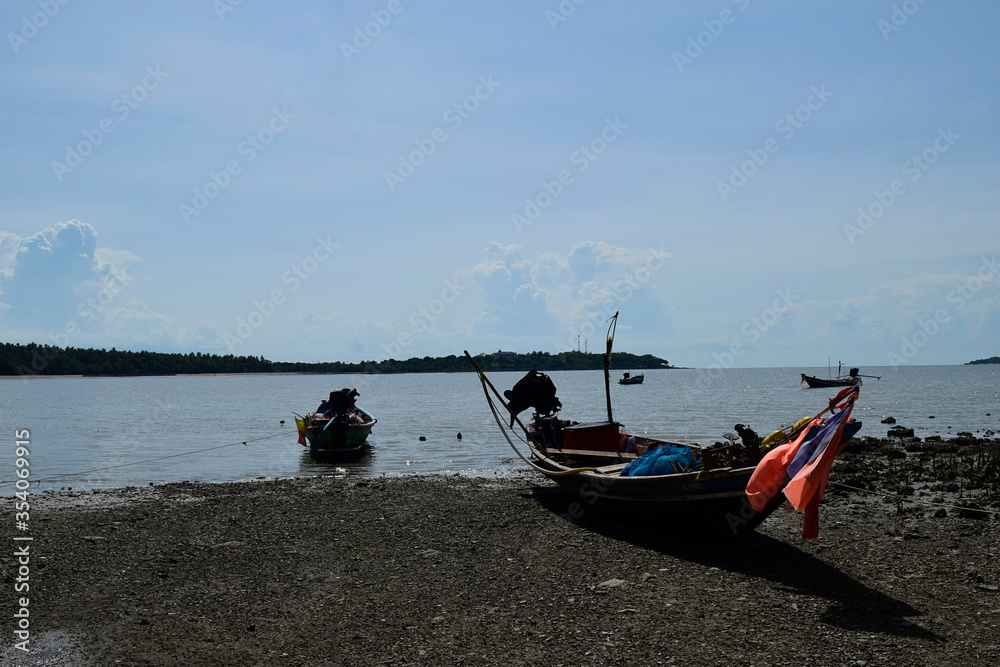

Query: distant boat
801;361;879;389
618;371;644;385
800;372;860;388
294;388;376;461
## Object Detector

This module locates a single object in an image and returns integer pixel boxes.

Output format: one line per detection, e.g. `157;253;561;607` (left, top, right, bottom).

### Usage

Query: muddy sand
3;441;999;666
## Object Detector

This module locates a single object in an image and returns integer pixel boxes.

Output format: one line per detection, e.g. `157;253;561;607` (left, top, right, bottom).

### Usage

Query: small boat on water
294;388;376;461
801;361;879;388
618;371;644;385
800;372;860;388
466;313;863;539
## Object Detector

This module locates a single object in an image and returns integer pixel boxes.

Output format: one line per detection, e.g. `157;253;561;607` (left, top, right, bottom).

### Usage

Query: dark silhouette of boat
618;372;644;385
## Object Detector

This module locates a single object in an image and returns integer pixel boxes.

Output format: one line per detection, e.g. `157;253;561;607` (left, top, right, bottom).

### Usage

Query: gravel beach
3;439;999;666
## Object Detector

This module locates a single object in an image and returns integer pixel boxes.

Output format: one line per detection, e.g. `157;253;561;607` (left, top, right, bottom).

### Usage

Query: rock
887;426;914;439
881;417;896;424
596;578;627;590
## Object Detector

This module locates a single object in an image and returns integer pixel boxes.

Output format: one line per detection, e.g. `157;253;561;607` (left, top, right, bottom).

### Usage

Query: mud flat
2;438;999;666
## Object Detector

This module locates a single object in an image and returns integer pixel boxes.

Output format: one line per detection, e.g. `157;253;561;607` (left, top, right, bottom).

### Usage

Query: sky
1;0;998;368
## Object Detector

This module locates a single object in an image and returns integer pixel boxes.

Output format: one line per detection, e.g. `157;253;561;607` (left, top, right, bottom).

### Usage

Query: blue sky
1;0;998;368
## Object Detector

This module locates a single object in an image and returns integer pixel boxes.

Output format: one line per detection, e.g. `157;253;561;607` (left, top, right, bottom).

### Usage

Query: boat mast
604;311;618;423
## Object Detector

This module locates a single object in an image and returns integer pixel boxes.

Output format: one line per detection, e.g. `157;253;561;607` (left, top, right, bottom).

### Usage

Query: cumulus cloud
0;221;127;329
0;219;182;349
470;241;673;350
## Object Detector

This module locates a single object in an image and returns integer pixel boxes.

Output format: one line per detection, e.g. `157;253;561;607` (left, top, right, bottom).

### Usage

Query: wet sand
3;443;999;666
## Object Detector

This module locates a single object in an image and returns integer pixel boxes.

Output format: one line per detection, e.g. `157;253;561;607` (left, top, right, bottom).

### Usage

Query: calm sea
2;365;998;493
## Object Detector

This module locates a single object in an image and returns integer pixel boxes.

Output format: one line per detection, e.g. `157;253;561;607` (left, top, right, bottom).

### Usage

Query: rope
465;353;595;477
830;480;999;516
0;430;291;488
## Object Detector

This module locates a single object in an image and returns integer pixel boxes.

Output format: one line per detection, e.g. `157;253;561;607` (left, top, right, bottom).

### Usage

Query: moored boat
800;373;860;388
466;313;862;539
294;388;376;461
618;372;644;385
801;362;879;388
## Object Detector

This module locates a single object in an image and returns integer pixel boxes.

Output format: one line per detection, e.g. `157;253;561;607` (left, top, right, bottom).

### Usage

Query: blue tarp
620;443;699;477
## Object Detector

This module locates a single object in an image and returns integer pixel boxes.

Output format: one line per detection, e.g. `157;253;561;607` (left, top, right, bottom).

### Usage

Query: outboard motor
327;388;359;416
504;370;561;426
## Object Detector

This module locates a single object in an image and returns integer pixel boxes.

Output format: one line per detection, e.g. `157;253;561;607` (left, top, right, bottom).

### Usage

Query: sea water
2;365;997;493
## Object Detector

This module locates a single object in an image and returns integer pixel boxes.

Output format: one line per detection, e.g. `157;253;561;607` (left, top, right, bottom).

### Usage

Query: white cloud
0;220;199;351
469;241;673;349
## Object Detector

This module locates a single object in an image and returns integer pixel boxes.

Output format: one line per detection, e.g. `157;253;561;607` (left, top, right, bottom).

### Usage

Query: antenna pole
604;312;618;423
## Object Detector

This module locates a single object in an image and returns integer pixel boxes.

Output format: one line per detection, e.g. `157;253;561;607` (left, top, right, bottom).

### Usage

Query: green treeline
2;342;272;376
967;356;1000;365
1;342;671;377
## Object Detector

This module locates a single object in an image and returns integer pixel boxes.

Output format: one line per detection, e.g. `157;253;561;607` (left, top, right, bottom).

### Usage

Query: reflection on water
2;364;997;492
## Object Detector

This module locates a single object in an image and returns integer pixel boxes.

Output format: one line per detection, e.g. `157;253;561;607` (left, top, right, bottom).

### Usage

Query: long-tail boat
466;313;861;539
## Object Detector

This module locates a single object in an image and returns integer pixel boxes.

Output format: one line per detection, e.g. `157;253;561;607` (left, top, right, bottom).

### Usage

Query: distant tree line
463;350;671;373
967;356;1000;365
1;343;271;377
0;342;672;377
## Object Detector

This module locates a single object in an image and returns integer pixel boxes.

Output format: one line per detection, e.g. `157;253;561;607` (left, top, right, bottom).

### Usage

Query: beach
3;437;999;666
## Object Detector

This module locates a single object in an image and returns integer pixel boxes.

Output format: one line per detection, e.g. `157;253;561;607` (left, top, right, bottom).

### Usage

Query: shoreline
1;368;686;380
3;432;997;499
5;361;997;380
3;472;997;665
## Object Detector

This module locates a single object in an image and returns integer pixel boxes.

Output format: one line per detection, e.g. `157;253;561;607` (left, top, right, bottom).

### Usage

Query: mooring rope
0;429;292;488
467;361;596;477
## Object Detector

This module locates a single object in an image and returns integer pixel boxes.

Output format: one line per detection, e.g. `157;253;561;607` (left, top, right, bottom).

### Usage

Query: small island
966;356;1000;365
1;342;673;377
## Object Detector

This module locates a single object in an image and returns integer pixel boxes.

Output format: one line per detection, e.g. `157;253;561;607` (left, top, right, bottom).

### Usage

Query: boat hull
618;375;644;385
801;374;859;388
525;419;862;538
301;408;376;461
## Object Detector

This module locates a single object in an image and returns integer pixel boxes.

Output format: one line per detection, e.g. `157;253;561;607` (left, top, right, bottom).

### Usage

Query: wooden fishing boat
618;372;644;385
466;313;862;538
801;362;879;389
800;373;859;388
521;414;860;521
294;388;376;461
295;407;376;461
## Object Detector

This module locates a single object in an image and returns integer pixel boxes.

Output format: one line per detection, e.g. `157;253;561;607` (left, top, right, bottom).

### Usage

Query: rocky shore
3;435;999;666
